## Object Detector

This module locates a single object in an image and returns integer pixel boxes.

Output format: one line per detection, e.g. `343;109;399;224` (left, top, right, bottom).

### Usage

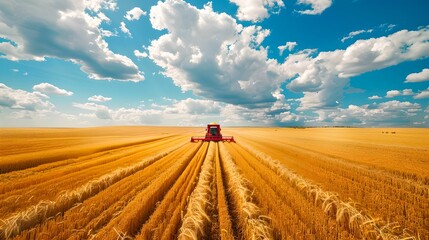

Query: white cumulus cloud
341;29;374;42
378;100;420;111
336;27;429;78
368;95;382;100
32;83;73;96
88;95;112;102
414;87;429;99
134;50;148;58
0;0;143;81
405;68;429;83
275;111;300;122
73;98;224;125
285;26;429;110
0;83;53;111
313;100;421;126
278;41;297;55
73;102;112;119
147;0;428;119
164;98;222;114
297;0;333;15
149;0;285;106
125;7;146;21
385;90;401;98
385;89;414;98
84;0;117;12
229;0;285;22
120;22;131;37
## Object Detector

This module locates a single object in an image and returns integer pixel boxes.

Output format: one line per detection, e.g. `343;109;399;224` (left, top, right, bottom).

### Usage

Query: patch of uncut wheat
0;142;186;240
218;142;272;240
239;142;418;240
178;142;216;240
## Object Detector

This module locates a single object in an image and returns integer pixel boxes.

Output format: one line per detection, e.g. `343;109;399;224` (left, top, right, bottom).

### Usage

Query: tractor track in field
0;127;427;240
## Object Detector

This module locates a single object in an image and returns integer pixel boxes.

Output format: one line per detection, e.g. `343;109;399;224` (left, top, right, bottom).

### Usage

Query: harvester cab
191;122;235;142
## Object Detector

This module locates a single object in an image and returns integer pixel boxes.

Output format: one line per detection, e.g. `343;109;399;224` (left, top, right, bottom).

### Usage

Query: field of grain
0;126;428;240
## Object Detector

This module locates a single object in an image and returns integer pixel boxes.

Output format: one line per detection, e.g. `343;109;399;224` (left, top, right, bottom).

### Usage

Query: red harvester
191;122;235;142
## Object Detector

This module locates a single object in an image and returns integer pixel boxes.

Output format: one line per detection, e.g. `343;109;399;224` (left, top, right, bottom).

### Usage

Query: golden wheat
135;142;208;240
218;142;273;240
178;142;216;239
238;141;418;240
14;143;194;240
214;143;235;240
1;127;427;239
93;143;202;239
0;142;185;239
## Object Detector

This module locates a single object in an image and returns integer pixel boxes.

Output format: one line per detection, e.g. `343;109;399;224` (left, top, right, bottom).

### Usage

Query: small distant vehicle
191;122;235;142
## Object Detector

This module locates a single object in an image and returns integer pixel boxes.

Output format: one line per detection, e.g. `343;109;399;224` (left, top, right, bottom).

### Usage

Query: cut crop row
134;142;208;239
0;135;186;219
0;142;187;240
224;143;352;240
237;141;419;240
178;142;216;239
218;142;272;239
92;142;204;239
237;137;428;239
13;142;195;240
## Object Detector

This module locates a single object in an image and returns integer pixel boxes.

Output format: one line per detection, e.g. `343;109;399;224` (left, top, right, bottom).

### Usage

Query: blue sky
0;0;428;127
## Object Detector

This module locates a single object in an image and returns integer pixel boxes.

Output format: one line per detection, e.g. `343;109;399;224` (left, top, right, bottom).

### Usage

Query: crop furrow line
218;142;272;240
0;142;186;240
214;143;235;240
178;142;216;239
138;142;208;239
239;142;418;240
94;143;202;239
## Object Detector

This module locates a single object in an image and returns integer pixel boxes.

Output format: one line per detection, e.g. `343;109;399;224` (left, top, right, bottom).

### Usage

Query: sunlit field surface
0;127;428;239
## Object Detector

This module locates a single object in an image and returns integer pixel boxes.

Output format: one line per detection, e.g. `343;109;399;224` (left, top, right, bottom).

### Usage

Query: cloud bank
149;0;286;107
33;83;73;96
0;83;53;111
0;0;143;81
284;26;429;110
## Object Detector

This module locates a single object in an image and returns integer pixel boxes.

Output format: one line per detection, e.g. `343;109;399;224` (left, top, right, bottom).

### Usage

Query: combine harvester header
191;122;235;142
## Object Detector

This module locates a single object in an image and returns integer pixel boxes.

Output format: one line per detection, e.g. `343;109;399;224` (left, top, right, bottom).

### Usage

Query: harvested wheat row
239;142;418;240
135;142;208;239
99;143;203;239
218;142;272;240
214;143;234;240
178;142;216;240
0;142;186;240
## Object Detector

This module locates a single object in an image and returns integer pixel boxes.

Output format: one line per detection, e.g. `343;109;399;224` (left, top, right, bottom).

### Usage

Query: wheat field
0;126;428;240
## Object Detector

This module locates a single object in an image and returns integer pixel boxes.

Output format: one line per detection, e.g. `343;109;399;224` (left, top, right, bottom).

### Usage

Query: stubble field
0;126;428;240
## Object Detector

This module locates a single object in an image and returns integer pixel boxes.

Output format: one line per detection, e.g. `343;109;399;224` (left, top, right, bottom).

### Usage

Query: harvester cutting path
191;122;235;142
